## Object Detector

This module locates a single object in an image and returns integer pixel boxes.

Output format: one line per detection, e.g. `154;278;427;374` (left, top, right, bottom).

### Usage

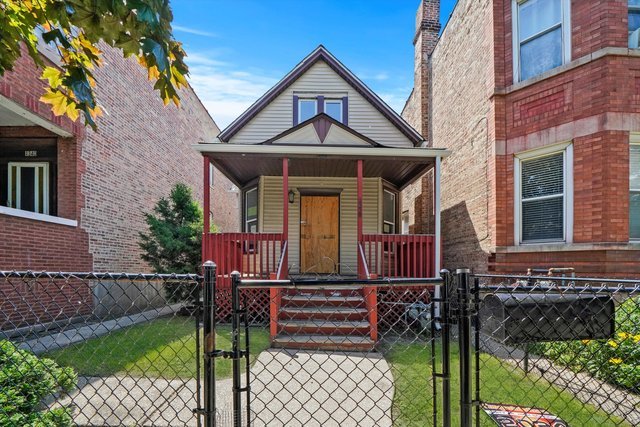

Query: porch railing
360;234;435;279
205;232;284;288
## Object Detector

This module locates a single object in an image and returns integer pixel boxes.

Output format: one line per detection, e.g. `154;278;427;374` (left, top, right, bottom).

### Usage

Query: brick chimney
409;0;440;141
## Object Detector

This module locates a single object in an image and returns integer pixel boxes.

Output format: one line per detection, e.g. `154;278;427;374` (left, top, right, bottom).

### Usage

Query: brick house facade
403;0;640;276
0;44;239;274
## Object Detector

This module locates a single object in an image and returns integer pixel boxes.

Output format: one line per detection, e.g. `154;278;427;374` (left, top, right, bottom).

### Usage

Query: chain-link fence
0;271;203;427
468;272;640;427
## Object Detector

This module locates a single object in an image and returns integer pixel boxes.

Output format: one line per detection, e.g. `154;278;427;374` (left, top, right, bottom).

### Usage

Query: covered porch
196;143;449;288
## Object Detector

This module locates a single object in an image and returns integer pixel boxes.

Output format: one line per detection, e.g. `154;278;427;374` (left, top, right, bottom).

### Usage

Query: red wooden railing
270;241;288;339
360;234;436;279
204;232;285;288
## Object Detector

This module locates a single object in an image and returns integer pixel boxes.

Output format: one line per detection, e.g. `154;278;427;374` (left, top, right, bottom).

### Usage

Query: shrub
535;297;640;392
0;340;77;426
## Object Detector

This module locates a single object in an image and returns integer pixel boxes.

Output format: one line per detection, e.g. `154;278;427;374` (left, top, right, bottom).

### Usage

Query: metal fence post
231;271;242;427
440;269;452;427
203;261;216;427
456;268;473;427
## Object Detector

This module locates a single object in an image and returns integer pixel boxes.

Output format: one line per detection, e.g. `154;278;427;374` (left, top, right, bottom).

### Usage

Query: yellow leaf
147;65;160;81
65;102;80;121
41;67;63;88
40;90;69;116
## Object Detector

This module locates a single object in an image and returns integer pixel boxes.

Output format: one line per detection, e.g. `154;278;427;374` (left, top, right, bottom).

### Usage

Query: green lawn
384;342;630;427
45;317;270;379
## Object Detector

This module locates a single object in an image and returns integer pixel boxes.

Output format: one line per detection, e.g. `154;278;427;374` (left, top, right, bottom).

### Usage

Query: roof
217;45;426;146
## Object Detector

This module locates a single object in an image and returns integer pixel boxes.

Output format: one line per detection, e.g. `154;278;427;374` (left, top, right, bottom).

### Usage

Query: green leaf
42;28;72;49
142;38;169;73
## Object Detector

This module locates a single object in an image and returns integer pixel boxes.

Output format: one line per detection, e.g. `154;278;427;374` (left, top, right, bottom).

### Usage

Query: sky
171;1;458;129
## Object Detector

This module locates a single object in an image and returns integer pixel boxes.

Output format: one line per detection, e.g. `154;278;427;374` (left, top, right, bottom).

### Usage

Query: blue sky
171;1;457;128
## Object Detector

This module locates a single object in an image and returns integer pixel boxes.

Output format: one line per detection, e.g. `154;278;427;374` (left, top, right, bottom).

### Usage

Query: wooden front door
300;195;339;274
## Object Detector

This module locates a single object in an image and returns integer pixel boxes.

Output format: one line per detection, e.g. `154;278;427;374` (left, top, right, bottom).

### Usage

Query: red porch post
356;159;364;278
282;157;289;271
203;156;211;262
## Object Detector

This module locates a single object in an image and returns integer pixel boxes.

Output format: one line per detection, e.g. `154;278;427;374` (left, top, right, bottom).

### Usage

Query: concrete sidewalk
250;349;394;427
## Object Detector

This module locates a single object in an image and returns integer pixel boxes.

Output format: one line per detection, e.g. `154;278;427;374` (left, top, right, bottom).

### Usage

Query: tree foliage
0;340;77;426
139;184;210;302
0;0;189;129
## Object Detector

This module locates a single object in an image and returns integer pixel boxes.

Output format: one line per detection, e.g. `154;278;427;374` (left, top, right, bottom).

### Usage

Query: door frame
298;188;342;274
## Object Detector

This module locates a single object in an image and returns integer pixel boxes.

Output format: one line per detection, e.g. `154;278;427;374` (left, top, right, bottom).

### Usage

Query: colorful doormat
482;403;568;426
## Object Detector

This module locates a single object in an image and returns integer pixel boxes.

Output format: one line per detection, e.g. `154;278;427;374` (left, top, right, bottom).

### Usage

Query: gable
225;54;421;148
265;115;376;146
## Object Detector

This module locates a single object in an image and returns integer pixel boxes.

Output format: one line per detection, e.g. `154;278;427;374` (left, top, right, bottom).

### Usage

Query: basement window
515;143;573;244
512;0;571;82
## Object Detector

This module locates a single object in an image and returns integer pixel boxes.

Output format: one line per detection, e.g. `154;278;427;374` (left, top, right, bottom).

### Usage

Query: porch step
278;320;370;336
279;306;369;321
281;294;365;308
272;334;375;352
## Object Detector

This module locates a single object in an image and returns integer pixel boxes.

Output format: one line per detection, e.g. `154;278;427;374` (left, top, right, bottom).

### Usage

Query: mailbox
479;293;615;344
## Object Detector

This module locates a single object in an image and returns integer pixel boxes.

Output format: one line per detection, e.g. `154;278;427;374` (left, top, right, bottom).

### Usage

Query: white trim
0;206;77;227
193;143;451;159
244;187;258;232
514;143;573;245
512;0;571;83
8;162;50;215
382;189;396;234
298;98;317;123
0;95;73;137
324;98;343;123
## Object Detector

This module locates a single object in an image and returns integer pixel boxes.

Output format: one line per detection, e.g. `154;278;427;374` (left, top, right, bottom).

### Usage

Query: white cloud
377;90;411;114
173;25;217;38
186;53;278;128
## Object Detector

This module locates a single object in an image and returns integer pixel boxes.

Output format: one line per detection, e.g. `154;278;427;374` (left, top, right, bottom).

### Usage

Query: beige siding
229;61;414;148
260;176;380;274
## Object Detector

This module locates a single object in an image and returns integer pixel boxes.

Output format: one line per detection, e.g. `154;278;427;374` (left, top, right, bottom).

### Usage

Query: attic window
324;99;343;122
298;99;317;123
293;95;348;125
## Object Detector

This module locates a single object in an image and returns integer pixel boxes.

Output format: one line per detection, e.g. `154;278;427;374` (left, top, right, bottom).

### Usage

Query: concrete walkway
250;349;394;427
47;349;394;426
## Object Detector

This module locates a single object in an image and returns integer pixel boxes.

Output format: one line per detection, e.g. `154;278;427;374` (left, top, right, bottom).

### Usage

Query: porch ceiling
194;143;450;189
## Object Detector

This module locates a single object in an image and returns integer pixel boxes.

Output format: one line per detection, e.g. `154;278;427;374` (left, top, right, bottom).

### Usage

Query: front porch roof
193;143;451;189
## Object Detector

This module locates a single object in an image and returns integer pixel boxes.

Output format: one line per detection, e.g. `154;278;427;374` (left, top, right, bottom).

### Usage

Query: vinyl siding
260;176;381;274
229;61;414;148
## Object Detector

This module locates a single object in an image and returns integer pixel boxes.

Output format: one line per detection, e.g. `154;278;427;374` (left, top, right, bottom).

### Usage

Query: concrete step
279;306;369;321
278;320;370;336
281;294;365;308
272;334;375;352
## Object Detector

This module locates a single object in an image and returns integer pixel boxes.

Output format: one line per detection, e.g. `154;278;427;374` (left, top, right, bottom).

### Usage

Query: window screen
520;152;565;242
631;145;640;239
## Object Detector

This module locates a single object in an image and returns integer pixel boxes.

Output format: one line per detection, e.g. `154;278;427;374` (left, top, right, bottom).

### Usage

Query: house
403;0;640;277
197;46;449;350
0;43;238;327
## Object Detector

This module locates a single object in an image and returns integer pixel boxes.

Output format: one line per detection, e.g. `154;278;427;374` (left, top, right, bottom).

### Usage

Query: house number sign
24;150;38;157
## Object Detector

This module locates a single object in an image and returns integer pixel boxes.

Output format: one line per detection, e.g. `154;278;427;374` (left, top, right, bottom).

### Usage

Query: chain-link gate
199;264;640;427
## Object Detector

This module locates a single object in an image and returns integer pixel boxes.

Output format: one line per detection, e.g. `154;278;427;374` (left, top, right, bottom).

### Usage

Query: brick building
0;43;239;274
403;0;640;276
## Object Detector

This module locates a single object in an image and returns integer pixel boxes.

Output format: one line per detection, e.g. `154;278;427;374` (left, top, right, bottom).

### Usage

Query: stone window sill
0;206;77;227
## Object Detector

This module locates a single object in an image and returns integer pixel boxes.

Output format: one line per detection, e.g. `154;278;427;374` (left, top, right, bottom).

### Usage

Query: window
515;144;573;244
244;187;258;233
383;189;397;234
630;1;640;48
513;0;570;82
209;163;214;187
7;162;49;215
401;210;410;234
631;144;640;240
298;99;317;123
324;99;343;122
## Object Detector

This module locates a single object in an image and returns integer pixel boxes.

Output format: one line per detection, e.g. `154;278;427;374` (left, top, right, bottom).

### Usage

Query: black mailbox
479;293;615;344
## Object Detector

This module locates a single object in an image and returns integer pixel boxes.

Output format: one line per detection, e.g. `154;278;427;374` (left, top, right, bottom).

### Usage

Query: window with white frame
244;187;258;233
7;162;49;215
515;144;573;244
383;189;397;234
324;99;343;122
630;1;640;48
631;144;640;240
401;210;410;234
513;0;571;82
298;99;317;123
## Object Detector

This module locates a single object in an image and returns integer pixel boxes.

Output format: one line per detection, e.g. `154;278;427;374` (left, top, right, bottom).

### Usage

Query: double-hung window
630;1;640;48
383;189;397;234
631;144;640;240
7;162;49;215
515;144;573;244
244;187;258;233
513;0;571;82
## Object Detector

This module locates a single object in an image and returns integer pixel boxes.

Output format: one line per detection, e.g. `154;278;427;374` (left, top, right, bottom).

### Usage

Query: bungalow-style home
196;46;450;350
0;42;238;329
